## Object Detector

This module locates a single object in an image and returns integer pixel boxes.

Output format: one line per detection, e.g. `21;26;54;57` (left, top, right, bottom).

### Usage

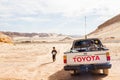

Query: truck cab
63;38;111;75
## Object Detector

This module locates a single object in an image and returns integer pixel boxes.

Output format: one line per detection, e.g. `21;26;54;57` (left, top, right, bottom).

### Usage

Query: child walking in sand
51;47;57;62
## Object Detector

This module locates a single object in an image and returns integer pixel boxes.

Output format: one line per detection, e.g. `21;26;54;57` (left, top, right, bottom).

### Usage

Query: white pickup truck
63;38;111;75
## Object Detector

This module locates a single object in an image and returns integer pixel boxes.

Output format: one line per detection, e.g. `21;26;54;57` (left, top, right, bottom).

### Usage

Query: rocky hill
0;31;66;38
0;32;13;44
89;14;120;42
0;32;50;37
97;14;120;29
0;31;71;43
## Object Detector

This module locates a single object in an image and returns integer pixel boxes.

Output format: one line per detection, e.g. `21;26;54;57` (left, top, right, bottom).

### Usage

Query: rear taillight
63;55;67;63
106;52;110;61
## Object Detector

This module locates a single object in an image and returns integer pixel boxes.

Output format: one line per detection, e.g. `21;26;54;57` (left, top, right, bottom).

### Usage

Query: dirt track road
0;43;120;80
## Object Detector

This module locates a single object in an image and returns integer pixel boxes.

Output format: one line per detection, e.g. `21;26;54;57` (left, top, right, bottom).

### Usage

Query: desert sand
0;41;120;80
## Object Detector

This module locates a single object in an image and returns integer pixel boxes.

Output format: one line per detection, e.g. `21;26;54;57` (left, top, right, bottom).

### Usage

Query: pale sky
0;0;120;35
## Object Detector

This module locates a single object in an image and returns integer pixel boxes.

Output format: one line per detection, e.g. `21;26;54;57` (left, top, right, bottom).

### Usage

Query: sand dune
89;14;120;42
89;22;120;41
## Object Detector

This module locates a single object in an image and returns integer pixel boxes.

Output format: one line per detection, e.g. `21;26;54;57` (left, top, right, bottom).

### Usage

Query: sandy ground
0;42;120;80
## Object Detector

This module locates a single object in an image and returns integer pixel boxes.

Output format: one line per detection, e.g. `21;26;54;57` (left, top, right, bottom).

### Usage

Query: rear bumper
64;63;112;71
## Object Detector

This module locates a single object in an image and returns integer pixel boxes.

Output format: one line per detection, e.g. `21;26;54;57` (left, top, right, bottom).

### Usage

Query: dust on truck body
63;38;111;75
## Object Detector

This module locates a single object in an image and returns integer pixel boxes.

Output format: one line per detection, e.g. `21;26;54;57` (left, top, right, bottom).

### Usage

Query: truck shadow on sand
48;69;107;80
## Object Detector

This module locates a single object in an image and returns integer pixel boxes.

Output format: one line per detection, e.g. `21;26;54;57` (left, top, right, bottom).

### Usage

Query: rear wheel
103;69;109;75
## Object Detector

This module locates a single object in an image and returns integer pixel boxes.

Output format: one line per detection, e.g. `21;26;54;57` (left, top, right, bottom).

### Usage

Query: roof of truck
74;38;100;42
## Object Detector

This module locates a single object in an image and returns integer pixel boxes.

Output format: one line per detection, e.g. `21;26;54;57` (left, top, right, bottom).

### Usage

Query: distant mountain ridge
0;31;65;38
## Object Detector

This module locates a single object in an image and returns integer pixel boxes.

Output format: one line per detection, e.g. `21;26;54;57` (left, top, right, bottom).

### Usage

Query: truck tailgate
65;51;108;65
